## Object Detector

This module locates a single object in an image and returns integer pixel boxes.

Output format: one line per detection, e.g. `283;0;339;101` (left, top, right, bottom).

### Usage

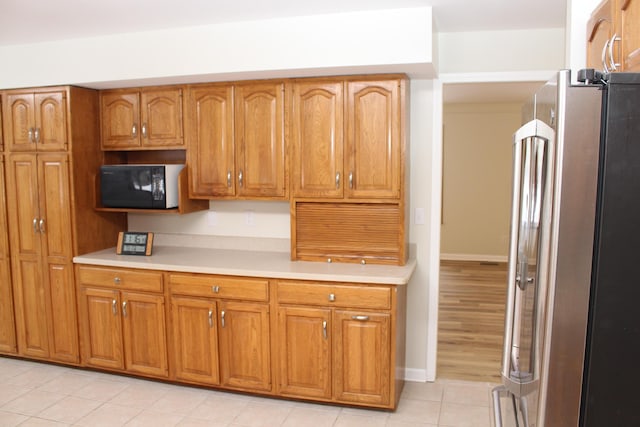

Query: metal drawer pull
141;123;147;138
112;299;117;315
322;320;327;339
212;285;220;293
349;171;353;189
227;170;232;187
28;127;34;143
39;219;45;233
208;309;213;328
328;293;336;302
33;218;38;233
221;310;225;328
351;315;370;321
122;301;128;317
238;170;243;187
132;123;138;137
34;128;40;143
335;172;340;189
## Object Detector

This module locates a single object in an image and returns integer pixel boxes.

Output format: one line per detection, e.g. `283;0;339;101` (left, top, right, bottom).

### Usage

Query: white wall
440;103;521;261
0;7;435;90
438;28;565;74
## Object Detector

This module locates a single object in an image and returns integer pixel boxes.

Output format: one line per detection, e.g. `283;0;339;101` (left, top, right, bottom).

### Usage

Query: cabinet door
187;85;235;197
3;93;36;151
0;158;16;354
218;301;271;391
235;82;286;198
140;88;184;148
34;91;68;151
277;306;331;399
38;154;78;362
620;0;640;71
346;80;401;199
171;296;220;385
46;262;79;363
38;154;73;260
0;258;16;354
121;291;168;378
78;287;124;370
101;92;140;149
291;81;344;198
333;310;390;405
5;154;49;358
587;0;615;71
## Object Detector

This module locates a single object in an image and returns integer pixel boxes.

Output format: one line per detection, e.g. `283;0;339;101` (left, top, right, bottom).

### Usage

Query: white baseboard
404;368;430;382
440;253;507;263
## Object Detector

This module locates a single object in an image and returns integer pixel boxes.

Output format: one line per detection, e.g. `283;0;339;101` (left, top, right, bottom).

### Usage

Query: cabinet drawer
277;281;391;310
169;273;269;302
76;266;163;293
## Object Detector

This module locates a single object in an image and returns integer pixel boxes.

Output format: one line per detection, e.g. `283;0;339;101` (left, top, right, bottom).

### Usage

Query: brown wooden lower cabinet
168;273;272;393
276;280;403;409
73;265;405;409
76;266;168;378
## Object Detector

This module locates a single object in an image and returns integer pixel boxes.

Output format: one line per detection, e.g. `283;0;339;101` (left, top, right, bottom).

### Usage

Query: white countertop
73;246;416;285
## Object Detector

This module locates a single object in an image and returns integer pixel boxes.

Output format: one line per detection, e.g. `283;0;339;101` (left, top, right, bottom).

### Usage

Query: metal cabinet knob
114;277;121;285
328;293;336;302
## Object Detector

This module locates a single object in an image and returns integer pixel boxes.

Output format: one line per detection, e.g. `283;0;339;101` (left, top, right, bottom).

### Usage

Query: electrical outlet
207;211;217;226
245;210;255;226
415;208;425;225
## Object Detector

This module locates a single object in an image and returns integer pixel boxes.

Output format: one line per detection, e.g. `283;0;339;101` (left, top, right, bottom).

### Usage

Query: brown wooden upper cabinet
187;81;286;199
619;0;640;72
2;89;68;152
587;0;640;72
291;77;404;200
100;87;184;150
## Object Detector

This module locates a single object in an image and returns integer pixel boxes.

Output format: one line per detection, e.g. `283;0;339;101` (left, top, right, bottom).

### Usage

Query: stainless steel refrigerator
492;69;640;427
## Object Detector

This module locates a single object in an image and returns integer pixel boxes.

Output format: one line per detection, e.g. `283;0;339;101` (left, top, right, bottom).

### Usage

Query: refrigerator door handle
501;119;555;398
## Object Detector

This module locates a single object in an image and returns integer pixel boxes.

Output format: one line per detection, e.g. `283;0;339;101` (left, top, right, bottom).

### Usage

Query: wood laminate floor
437;260;508;383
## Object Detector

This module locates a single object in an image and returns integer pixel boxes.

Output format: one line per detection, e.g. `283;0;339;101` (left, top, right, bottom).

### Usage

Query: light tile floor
0;357;498;427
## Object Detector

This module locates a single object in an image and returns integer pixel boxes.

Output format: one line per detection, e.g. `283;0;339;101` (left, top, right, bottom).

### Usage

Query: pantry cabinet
100;87;184;150
2;89;68;152
0;156;17;355
5;153;78;362
169;273;272;392
187;81;286;199
76;266;168;378
2;86;125;365
276;280;403;408
291;77;402;200
587;0;640;72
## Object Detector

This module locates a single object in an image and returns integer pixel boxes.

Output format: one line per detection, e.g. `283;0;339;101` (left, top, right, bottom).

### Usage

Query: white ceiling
0;0;566;103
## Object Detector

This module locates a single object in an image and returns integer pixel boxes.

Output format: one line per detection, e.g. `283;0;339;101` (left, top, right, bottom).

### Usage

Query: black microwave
100;164;184;209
